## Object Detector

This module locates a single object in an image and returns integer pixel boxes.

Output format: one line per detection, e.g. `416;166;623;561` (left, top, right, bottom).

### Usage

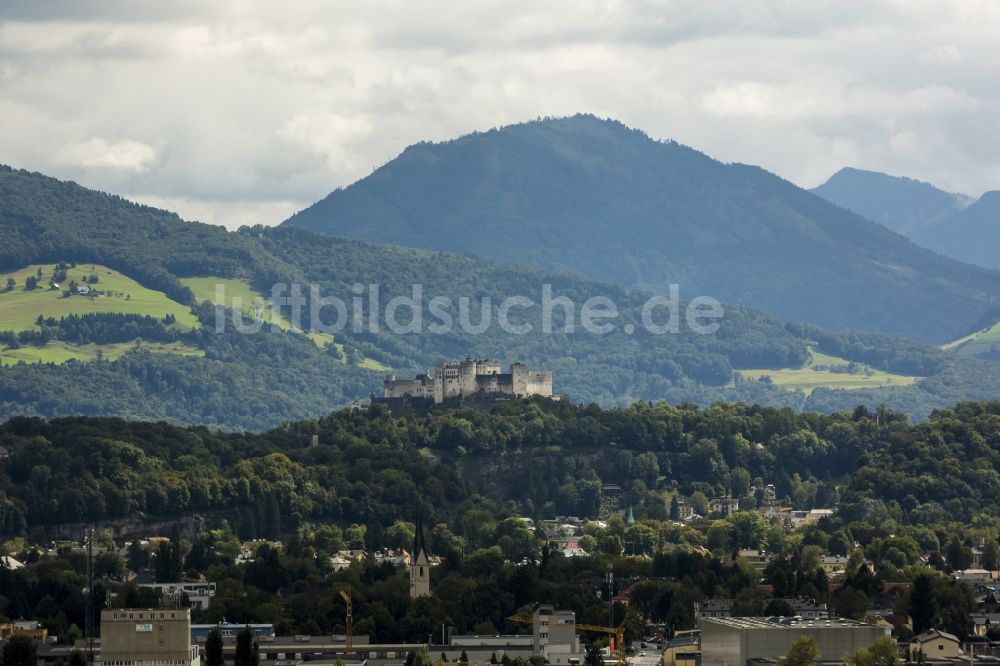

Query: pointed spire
413;512;427;557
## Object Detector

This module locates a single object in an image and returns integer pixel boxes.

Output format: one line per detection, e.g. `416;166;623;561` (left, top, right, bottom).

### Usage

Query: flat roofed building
100;608;200;666
699;616;889;666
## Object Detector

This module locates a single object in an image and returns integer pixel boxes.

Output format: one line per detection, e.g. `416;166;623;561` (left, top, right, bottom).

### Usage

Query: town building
100;608;200;666
0;620;47;641
698;616;889;666
709;497;739;516
695;598;828;620
819;555;850;577
663;631;700;666
910;630;964;659
138;581;216;610
383;358;553;404
190;620;276;642
530;605;586;665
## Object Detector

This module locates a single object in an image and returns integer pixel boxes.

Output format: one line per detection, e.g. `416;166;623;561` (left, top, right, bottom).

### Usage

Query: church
410;514;431;599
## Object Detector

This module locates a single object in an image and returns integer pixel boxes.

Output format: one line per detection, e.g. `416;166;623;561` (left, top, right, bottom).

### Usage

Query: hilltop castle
383;357;553;404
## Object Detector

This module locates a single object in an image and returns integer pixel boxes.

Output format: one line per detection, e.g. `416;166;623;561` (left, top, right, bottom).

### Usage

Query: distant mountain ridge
813;166;1000;271
283;114;1000;343
911;191;1000;270
811;167;972;236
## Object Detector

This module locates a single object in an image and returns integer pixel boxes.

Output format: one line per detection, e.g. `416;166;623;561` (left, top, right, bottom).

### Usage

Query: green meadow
181;276;389;371
0;263;199;332
738;347;920;395
0;340;203;366
942;321;1000;357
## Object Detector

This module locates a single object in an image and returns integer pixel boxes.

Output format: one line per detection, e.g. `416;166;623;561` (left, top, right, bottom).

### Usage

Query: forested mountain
4;399;1000;537
282;115;1000;343
912;191;1000;270
811;167;971;236
6;400;997;643
4;164;1000;426
0;165;303;304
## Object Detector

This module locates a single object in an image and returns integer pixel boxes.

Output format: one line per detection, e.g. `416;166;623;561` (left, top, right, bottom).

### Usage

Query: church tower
410;514;431;599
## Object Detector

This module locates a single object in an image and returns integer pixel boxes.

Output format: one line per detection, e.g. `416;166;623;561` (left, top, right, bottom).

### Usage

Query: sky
1;0;999;229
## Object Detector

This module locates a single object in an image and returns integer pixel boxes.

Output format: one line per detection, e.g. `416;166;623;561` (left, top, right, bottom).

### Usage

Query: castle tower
410;514;431;599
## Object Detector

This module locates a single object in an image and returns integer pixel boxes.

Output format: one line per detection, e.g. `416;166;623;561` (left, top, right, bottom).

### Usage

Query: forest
4;399;1000;644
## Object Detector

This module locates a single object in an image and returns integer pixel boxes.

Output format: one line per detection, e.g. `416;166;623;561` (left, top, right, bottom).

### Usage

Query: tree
235;626;260;666
406;651;433;666
127;538;149;571
2;635;39;666
68;650;87;666
778;636;820;666
585;642;604;666
5;277;14;291
844;636;900;666
983;540;1000;571
345;523;367;549
945;536;972;571
386;520;416;550
909;574;938;635
206;628;224;666
669;495;680;521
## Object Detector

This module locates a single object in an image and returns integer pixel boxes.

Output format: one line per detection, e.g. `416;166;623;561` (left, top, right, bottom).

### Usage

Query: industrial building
100;608;201;666
699;616;889;666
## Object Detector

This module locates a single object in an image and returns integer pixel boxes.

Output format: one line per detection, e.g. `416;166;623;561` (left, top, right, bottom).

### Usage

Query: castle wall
386;358;551;405
384;374;434;399
510;363;528;397
525;370;553;397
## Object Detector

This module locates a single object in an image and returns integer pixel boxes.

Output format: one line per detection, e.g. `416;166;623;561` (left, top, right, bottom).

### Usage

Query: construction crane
340;588;353;652
506;615;627;666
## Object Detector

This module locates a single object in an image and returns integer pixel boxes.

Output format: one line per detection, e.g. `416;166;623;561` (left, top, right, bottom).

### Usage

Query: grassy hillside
943;320;1000;358
0;340;202;366
283;114;1000;343
180;275;387;370
738;347;920;396
0;263;199;332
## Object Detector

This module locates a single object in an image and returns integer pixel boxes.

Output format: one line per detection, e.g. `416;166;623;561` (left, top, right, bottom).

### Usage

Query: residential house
957;569;995;585
663;631;700;666
819;555;849;577
910;630;963;659
710;496;739;516
138;581;216;610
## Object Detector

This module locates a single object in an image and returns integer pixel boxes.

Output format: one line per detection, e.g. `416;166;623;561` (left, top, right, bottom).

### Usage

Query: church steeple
410;514;431;599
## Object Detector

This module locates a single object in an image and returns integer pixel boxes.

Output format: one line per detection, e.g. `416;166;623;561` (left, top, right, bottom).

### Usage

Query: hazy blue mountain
812;167;971;236
911;191;1000;270
283;114;999;343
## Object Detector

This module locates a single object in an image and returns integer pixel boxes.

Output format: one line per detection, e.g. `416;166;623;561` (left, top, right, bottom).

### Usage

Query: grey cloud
0;0;998;228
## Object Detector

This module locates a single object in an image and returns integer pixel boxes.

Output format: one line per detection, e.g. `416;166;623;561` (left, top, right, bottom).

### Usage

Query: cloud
1;1;999;227
918;45;962;64
57;138;156;172
278;112;373;173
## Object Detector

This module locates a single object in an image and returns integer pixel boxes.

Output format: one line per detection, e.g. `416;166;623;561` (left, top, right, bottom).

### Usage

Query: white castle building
384;357;552;403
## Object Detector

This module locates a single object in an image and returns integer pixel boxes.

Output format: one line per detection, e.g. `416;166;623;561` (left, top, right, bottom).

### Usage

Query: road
627;650;663;666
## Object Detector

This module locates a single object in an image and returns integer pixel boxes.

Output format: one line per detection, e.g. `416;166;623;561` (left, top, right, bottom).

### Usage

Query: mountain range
811;167;972;236
813;167;1000;271
5;116;1000;428
283;114;1000;343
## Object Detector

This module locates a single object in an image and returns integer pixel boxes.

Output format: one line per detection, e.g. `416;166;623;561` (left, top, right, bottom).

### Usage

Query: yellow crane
506;615;627;666
340;588;353;652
